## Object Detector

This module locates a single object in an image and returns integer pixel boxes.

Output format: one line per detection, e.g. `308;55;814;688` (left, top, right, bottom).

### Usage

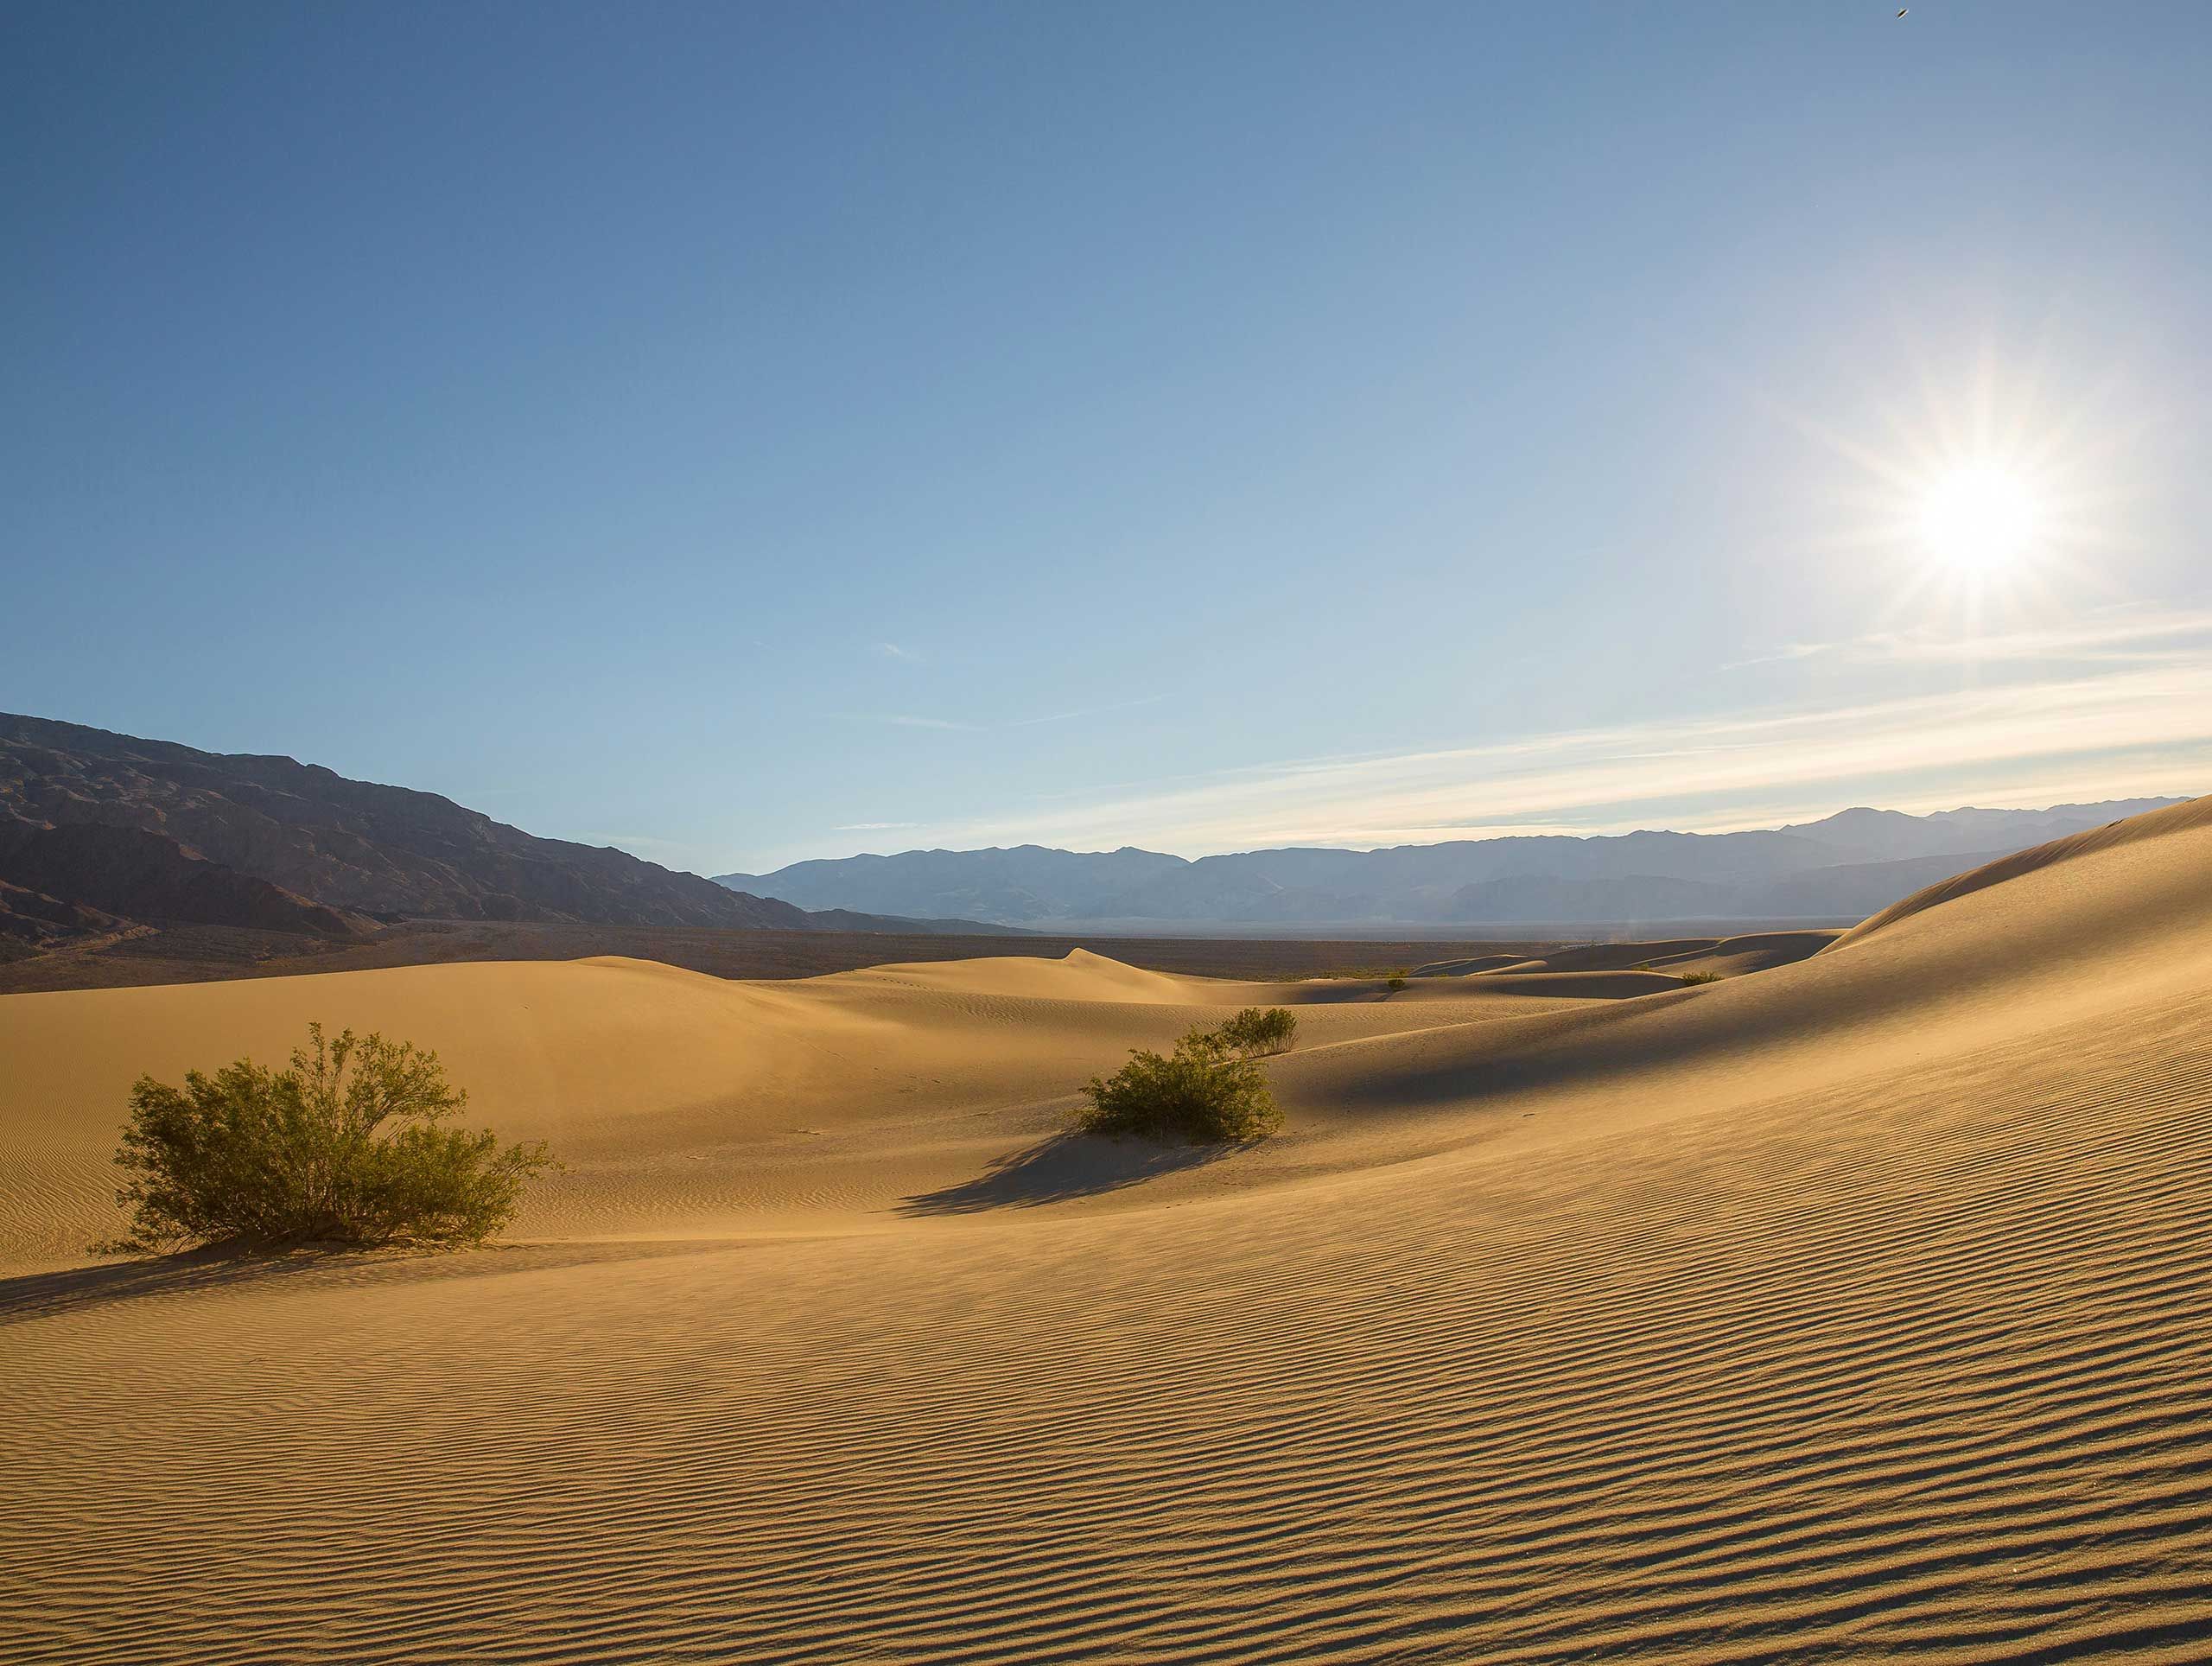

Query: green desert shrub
1385;974;1408;993
102;1022;554;1254
1210;1005;1299;1058
1678;970;1722;985
1077;1031;1283;1143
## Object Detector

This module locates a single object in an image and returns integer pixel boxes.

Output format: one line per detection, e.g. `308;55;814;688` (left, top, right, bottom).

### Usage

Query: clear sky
7;2;2209;875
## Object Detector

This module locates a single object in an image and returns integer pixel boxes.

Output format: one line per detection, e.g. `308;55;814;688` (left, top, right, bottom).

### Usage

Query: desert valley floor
4;800;2212;1663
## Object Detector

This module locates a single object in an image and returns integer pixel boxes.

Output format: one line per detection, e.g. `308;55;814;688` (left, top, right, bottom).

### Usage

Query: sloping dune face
0;950;1577;1271
6;799;2212;1662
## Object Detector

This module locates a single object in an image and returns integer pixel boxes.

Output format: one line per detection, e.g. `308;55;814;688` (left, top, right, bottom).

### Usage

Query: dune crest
1832;792;2212;950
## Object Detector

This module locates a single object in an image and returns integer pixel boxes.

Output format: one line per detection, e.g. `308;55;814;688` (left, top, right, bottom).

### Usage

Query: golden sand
5;800;2210;1660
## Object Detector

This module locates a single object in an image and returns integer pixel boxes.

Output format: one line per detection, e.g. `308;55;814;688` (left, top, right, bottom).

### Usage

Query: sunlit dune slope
5;795;2212;1663
0;945;1591;1272
1831;793;2212;949
1250;802;2212;1159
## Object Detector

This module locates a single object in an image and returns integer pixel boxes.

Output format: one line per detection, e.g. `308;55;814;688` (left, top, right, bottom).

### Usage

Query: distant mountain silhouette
715;798;2188;931
718;846;1192;928
0;713;1011;953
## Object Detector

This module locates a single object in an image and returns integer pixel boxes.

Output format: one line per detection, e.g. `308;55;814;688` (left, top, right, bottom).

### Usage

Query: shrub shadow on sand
0;1244;365;1325
0;1238;697;1326
899;1131;1230;1217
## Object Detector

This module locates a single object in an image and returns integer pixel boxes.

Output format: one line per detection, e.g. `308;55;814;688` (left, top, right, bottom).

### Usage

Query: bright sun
1917;463;2041;575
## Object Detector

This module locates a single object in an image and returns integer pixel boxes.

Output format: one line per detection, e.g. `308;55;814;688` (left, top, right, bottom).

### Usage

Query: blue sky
7;2;2209;874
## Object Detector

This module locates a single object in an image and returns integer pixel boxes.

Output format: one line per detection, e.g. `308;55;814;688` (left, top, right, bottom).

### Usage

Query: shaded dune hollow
5;798;2212;1662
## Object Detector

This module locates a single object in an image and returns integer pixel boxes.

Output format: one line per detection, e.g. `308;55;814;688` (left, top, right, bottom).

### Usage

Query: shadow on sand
3;1237;778;1326
899;1131;1231;1217
0;1243;375;1326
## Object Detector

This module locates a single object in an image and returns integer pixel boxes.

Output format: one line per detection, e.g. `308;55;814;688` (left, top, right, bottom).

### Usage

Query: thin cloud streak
1724;606;2212;671
900;658;2212;855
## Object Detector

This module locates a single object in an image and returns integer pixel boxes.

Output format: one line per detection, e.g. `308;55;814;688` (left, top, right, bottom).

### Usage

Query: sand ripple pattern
8;987;2212;1663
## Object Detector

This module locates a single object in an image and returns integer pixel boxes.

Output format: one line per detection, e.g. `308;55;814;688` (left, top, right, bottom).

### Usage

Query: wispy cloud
1719;641;1845;671
876;641;918;662
1726;606;2212;672
890;653;2212;855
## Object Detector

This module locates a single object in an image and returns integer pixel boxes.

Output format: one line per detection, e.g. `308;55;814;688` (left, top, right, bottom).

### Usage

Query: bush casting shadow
103;1021;554;1256
1070;1008;1299;1144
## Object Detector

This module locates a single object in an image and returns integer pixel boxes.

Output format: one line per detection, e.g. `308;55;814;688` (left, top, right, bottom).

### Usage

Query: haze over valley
718;798;2183;932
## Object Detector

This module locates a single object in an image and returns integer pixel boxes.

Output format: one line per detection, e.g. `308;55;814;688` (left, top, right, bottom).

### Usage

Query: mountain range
715;798;2187;932
6;710;2184;953
0;714;1007;958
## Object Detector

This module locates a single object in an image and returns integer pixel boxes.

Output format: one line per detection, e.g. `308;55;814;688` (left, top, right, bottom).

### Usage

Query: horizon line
707;788;2194;876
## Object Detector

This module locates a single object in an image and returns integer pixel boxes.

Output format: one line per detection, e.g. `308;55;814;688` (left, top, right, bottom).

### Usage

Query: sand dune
0;945;1587;1273
5;799;2212;1660
1408;951;1536;976
1418;928;1840;981
1832;793;2212;950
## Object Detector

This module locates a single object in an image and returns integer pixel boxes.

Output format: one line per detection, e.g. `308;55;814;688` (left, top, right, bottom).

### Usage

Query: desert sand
5;798;2211;1661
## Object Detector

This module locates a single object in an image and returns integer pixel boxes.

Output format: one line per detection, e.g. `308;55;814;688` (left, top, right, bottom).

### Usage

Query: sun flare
1917;463;2041;575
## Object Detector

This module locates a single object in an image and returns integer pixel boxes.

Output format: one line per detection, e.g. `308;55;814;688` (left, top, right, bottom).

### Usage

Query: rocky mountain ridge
0;713;1006;957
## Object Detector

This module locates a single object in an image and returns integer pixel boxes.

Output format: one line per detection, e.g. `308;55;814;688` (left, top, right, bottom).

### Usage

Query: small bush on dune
102;1023;554;1255
1211;1005;1299;1058
1385;974;1408;994
1074;1006;1302;1142
1077;1043;1281;1142
1678;970;1722;986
